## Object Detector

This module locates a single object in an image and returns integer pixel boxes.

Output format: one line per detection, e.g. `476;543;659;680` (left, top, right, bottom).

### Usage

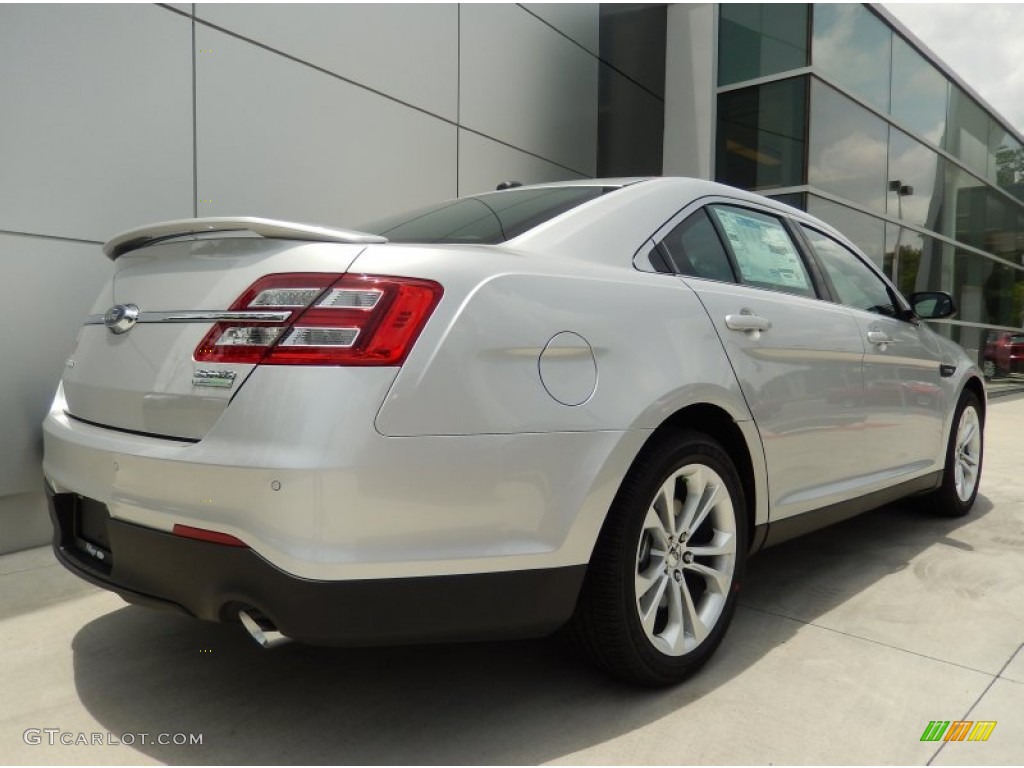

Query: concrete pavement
1;396;1022;764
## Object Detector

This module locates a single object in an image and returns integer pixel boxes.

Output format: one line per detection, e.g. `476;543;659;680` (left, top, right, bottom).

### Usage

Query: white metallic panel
521;4;600;54
195;26;456;228
0;5;193;241
197;4;458;120
0;234;111;497
459;4;598;176
457;129;586;196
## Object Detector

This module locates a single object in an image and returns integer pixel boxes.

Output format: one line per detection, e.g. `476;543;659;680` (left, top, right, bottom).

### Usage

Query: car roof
504;177;853;265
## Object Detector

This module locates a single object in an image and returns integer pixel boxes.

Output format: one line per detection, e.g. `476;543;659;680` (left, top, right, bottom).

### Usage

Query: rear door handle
867;331;896;345
725;312;771;338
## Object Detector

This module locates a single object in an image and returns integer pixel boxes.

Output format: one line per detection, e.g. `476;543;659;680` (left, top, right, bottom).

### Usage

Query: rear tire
568;431;748;686
921;390;983;518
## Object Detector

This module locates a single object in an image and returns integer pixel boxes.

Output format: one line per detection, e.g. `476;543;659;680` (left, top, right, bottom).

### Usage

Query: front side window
658;209;736;283
802;226;897;316
709;205;815;297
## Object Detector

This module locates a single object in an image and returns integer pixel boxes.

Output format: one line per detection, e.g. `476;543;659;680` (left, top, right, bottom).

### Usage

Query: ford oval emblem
103;303;140;335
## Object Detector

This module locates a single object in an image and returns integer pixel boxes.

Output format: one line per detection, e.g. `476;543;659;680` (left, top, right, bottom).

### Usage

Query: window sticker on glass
712;207;813;295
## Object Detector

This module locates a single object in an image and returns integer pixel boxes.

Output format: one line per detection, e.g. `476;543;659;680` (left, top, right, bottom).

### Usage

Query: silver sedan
43;177;984;685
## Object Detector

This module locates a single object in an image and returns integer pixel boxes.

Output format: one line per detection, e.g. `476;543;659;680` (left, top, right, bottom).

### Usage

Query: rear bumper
48;489;586;645
43;371;645;581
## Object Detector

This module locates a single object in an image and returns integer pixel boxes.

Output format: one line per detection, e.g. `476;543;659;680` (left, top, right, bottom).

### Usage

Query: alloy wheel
954;405;982;502
634;463;737;656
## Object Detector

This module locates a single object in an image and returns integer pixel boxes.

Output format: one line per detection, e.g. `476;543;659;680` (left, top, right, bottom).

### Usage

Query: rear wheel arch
634;404;758;547
568;418;752;684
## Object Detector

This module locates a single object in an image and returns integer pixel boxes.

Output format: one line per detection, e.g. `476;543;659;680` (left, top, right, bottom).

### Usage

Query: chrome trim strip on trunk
83;310;293;325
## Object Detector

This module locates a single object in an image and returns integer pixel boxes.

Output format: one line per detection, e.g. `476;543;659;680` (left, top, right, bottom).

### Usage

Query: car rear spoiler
103;217;388;259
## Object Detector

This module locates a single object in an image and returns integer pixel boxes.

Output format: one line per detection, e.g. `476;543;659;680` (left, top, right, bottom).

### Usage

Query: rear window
356;186;620;244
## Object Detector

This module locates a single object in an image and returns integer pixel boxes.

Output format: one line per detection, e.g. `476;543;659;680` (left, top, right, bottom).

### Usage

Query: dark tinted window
716;77;807;190
718;3;809;87
358;186;618;244
659;209;736;282
802;226;896;315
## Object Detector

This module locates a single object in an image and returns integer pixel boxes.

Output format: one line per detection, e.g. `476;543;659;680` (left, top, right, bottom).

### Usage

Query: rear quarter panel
356;246;753;436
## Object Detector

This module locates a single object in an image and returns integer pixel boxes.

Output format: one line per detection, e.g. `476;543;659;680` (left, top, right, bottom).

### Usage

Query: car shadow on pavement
69;496;992;765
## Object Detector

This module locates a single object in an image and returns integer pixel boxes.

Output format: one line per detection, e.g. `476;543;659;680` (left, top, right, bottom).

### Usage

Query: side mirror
909;291;957;320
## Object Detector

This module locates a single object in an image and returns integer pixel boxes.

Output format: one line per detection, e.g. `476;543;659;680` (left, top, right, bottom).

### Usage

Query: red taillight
194;273;443;366
172;524;249;547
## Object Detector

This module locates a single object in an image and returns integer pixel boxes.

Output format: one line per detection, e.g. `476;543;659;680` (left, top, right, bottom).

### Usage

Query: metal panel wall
0;3;607;553
459;3;598;178
196;4;459;120
0;5;193;241
194;25;457;226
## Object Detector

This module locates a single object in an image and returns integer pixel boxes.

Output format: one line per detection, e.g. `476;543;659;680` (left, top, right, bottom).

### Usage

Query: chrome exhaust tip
238;609;292;649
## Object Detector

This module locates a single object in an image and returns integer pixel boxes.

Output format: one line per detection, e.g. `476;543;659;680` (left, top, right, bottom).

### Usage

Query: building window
718;3;809;87
887;127;945;231
886;225;952;300
807;79;888;214
811;4;891;114
890;34;948;146
954;250;1024;328
990;131;1024;204
767;192;806;210
716;77;807;190
947;87;991;180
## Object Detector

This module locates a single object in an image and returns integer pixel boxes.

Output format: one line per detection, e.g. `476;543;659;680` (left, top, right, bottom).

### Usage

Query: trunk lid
63;220;383;440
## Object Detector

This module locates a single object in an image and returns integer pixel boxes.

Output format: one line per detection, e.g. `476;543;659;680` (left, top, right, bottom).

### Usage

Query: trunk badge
193;369;237;389
103;304;139;335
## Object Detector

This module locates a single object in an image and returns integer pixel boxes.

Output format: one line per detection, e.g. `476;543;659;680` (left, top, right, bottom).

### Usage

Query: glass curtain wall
715;3;1024;366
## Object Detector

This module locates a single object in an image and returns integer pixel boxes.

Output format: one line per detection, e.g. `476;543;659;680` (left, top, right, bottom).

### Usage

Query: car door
798;224;948;475
654;202;868;521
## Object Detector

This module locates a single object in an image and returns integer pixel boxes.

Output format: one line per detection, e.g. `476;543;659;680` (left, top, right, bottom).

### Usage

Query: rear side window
801;226;897;316
709;206;816;298
658;209;736;283
356;186;618;244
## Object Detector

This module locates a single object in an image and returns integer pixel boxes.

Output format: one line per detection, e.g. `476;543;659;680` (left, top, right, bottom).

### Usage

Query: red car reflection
982;331;1024;379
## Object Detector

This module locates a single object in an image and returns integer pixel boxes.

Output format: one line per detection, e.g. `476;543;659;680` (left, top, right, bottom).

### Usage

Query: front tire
922;390;983;517
568;431;748;686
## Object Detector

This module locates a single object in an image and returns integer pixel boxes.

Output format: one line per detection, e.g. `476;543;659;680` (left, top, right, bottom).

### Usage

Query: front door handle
725;311;771;338
867;330;898;352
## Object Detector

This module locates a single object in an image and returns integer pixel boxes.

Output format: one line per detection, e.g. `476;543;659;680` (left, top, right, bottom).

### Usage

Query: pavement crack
737;602;998;677
926;641;1023;765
